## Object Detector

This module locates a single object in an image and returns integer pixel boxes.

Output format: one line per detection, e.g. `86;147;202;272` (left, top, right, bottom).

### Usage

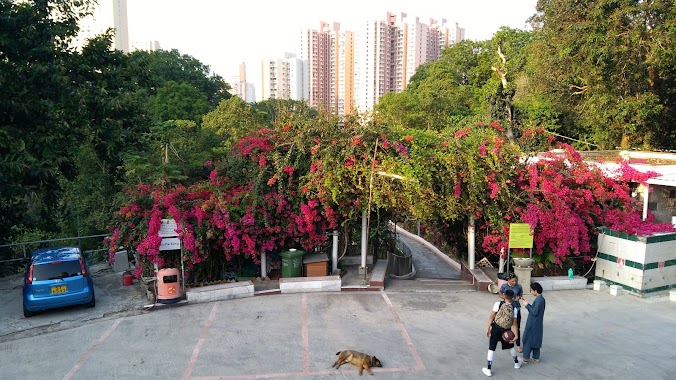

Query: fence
0;234;110;276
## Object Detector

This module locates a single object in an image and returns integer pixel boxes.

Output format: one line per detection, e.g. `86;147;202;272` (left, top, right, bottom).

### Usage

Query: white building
130;40;161;52
76;0;129;53
259;53;306;102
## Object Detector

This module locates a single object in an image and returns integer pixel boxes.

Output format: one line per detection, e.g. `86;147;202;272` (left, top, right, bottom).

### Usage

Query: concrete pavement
1;286;674;379
2;236;675;379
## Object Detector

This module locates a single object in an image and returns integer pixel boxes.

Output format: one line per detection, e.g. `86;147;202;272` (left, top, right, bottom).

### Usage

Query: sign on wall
159;219;180;251
159;237;181;251
159;219;178;237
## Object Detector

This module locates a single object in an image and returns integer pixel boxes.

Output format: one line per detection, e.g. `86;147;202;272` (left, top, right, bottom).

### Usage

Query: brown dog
332;350;382;375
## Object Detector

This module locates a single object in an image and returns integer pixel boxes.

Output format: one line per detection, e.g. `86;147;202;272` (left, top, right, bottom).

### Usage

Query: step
279;275;341;293
186;280;255;303
368;259;388;288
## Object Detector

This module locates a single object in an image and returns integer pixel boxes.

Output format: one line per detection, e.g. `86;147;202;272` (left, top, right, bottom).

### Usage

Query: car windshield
32;260;82;281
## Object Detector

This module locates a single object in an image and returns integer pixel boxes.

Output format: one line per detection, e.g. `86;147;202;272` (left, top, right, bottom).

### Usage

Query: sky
124;0;539;80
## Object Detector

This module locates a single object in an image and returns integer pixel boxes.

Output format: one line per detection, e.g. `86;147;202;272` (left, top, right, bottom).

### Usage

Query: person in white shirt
482;289;523;377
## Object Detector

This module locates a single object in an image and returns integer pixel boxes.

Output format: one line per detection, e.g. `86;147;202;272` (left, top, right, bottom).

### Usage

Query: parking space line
381;292;426;370
183;303;218;380
62;318;123;380
189;293;426;379
301;294;310;373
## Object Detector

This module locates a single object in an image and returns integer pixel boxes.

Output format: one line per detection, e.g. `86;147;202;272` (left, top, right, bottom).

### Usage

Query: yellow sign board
508;223;533;248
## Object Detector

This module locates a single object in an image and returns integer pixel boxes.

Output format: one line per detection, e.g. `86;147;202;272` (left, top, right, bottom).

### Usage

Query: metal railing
0;234;110;265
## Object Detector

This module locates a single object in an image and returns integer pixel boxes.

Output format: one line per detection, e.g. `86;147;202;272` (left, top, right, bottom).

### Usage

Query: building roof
647;173;676;187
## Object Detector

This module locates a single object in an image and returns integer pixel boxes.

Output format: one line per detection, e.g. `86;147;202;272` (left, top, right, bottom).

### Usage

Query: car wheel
85;294;96;308
23;304;33;318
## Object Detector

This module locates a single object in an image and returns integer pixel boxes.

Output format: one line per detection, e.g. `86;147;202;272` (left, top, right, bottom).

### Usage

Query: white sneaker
482;368;492;377
515;357;523;369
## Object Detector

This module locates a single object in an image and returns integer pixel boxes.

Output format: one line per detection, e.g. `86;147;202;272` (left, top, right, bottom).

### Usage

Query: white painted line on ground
381;291;426;371
183;303;218;380
63;318;124;380
301;293;310;373
190;293;425;379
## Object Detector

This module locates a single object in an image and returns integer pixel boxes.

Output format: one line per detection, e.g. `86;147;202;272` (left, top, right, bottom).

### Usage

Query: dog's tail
335;351;342;355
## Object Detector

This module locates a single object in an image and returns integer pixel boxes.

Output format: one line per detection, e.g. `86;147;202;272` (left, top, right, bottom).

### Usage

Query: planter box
279;275;341;293
186;281;254;303
595;228;676;296
531;276;587;291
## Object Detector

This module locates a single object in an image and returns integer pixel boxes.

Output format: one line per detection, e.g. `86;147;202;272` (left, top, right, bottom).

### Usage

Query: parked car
22;247;95;317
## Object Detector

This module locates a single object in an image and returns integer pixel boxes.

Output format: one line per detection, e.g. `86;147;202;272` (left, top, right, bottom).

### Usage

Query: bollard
593;280;605;291
609;284;621;296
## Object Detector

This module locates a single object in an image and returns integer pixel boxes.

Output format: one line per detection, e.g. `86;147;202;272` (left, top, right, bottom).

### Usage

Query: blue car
22;247;96;317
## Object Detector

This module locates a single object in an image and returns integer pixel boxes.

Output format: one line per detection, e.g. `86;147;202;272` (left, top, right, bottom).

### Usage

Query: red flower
455;129;468;139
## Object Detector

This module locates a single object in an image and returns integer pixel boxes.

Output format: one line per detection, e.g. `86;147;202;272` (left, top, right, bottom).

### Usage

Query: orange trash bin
156;268;182;304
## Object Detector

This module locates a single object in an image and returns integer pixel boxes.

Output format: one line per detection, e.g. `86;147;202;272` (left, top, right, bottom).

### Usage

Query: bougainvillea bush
108;109;675;281
481;144;675;263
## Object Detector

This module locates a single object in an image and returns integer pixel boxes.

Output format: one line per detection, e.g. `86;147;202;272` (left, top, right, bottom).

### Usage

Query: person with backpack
482;289;523;377
519;282;546;363
499;272;524;352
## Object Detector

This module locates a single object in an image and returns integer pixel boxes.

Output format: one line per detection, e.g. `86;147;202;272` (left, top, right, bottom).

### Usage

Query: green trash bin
280;249;305;277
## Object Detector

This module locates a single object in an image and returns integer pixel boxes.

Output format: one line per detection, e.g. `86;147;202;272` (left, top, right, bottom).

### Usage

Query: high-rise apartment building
354;16;394;114
332;29;355;116
260;53;305;102
130;40;162;52
300;22;356;116
76;0;129;53
230;63;256;103
300;22;334;112
266;12;465;115
355;12;465;112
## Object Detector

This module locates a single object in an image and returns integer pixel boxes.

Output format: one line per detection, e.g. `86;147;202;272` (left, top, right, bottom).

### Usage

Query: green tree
202;97;267;151
0;0;96;242
483;28;535;141
128;49;231;111
122;120;222;185
529;0;676;149
377;40;492;131
148;80;209;123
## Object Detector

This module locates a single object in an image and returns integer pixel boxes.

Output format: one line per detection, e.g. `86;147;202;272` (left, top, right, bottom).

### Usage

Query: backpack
494;301;514;329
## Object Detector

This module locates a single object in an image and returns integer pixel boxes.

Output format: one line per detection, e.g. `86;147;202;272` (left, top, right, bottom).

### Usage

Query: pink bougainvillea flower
283;166;295;176
454;129;468;139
